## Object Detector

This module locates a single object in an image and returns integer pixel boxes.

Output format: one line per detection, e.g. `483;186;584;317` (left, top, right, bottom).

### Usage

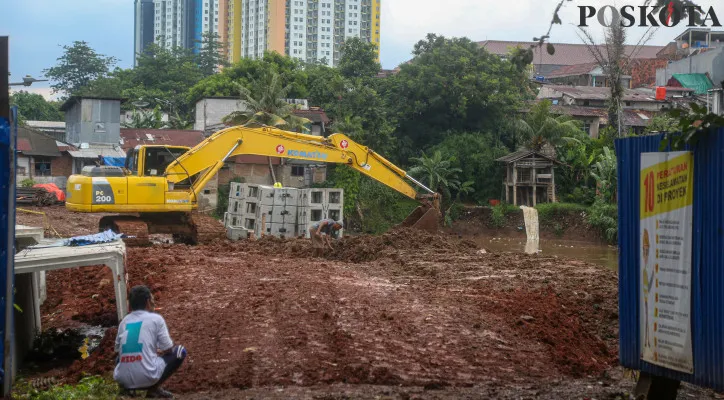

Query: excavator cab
124;146;190;177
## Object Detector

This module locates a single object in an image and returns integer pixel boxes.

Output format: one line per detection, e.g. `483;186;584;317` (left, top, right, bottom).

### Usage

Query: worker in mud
309;218;343;257
114;285;187;399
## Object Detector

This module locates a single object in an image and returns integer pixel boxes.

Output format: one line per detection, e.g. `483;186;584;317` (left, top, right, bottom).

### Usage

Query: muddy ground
450;206;602;243
15;206;717;399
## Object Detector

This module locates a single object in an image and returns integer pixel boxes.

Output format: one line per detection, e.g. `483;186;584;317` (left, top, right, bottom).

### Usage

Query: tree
388;34;530;162
408;150;463;200
43;41;118;96
188;52;308;105
591;146;617;203
10;91;63;121
122;106;165;129
514;99;586;152
338;37;380;79
222;71;310;132
431;132;508;203
196;32;229;77
645;114;679;134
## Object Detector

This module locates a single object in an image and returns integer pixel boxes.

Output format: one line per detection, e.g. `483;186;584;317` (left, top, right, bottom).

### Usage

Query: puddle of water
471;236;619;271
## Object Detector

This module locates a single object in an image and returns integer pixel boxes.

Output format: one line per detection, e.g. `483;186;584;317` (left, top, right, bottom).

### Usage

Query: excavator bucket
398;195;441;232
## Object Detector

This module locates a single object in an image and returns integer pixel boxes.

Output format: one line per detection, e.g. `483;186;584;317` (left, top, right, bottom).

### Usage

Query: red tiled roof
549;105;655;127
120;129;205;151
17;139;32;152
550;105;608;117
293;109;330;124
540;85;665;102
478;40;665;66
546;62;599;78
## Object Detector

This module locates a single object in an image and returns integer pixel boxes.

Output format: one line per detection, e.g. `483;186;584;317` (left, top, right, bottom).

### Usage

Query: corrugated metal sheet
616;128;724;390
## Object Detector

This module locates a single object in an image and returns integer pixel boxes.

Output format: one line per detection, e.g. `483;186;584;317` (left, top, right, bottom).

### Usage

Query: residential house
496;150;562;207
292;107;330;136
479;40;665;77
545;63;633;88
656;29;724;89
16;127;72;189
538;85;670;136
25;121;66;142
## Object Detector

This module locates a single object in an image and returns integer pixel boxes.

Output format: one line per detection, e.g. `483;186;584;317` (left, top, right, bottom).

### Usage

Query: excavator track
99;216;151;246
189;213;226;244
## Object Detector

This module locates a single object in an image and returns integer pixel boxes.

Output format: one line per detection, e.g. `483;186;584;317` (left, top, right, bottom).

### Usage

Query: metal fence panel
616;128;724;390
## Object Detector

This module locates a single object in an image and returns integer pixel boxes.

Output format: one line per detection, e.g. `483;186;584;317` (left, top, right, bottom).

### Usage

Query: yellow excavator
65;125;440;244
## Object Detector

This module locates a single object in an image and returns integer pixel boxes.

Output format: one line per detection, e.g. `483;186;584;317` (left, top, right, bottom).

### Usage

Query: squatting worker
309;218;343;257
114;285;187;399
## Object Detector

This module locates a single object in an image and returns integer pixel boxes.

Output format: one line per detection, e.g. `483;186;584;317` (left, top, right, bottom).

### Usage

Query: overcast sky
1;0;721;99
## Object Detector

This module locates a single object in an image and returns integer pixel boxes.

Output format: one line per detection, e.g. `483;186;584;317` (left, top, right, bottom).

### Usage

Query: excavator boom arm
165;126;435;200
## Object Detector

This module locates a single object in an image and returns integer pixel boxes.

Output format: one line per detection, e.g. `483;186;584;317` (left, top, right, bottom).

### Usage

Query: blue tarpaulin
65;230;123;246
102;156;125;167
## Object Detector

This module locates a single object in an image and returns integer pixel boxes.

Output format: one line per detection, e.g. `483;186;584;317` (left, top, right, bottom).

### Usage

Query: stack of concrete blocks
225;183;343;239
224;182;262;240
257;186;299;238
297;188;344;238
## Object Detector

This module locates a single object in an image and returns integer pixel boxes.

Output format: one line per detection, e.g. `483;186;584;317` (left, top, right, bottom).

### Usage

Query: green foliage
10;91;63;122
221;71;310;132
338;37;380;80
121;106;165;129
195;32;229;77
43;41;118;96
588;199;618;244
444;201;465;227
388;34;530;161
512;99;586;151
188;52;308;104
13;376;119;400
535;202;587;225
356;176;418;234
431;132;507;203
645;114;679;134
215;177;245;218
20;179;36;188
591;146;617;203
562;187;597;206
489;203;518;228
408;150;462;201
661;104;724;151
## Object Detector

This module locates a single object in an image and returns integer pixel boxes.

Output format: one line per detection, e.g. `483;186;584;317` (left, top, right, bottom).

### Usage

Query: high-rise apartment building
149;0;224;53
226;0;380;67
133;0;156;65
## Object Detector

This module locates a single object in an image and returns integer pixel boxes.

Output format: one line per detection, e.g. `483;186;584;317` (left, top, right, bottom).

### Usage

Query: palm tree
591;146;617;203
408;150;463;199
222;71;310;133
122;106;165;129
513;99;586;152
165;110;194;130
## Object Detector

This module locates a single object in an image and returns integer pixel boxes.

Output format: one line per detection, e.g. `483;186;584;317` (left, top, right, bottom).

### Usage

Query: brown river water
470;236;619;271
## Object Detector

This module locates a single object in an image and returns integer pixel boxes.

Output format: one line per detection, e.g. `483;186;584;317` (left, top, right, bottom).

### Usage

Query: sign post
639;151;694;373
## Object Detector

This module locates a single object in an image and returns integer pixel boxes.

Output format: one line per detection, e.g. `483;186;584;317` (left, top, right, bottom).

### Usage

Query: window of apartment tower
291;166;305;177
34;157;51;176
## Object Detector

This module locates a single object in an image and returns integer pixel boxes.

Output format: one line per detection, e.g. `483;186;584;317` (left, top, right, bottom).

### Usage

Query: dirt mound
41;246;174;329
63;327;118;383
496;288;615;377
329;228;478;263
